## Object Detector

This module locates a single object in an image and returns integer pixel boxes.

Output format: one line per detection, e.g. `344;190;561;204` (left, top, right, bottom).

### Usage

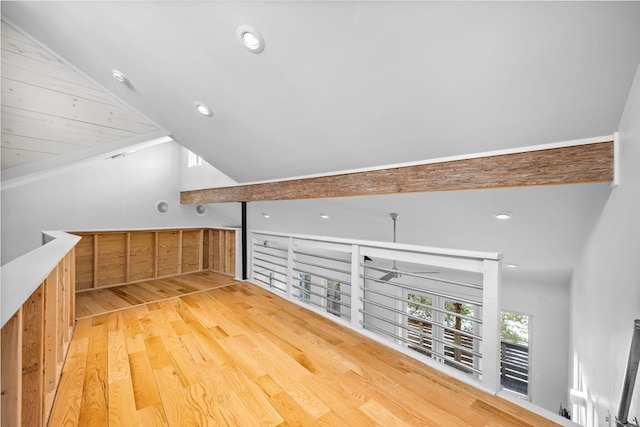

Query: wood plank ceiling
0;20;160;170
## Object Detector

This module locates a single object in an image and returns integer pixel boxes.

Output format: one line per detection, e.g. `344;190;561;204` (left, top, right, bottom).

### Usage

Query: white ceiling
3;1;640;183
1;2;639;285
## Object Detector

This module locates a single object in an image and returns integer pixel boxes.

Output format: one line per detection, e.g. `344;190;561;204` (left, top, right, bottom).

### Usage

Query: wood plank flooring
75;271;237;319
53;279;560;426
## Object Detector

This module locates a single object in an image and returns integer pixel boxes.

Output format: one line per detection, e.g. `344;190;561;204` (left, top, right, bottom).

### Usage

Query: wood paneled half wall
72;228;237;291
1;249;76;426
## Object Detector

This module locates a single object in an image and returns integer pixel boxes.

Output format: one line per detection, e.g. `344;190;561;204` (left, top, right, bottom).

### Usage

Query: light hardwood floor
52;279;559;426
75;271;237;318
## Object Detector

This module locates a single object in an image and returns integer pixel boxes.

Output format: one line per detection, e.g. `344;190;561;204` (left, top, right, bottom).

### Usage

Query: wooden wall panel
129;232;155;282
181;229;201;274
73;228;237;291
202;229;211;270
44;268;58;395
210;229;236;275
225;230;236;276
1;309;22;427
96;233;127;287
74;234;94;290
2;244;77;426
157;231;179;277
21;284;45;427
181;141;614;204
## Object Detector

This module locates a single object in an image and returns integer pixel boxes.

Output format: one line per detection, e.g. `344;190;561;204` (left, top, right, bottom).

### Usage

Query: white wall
502;278;570;413
179;146;237;191
570;63;640;425
1;141;239;264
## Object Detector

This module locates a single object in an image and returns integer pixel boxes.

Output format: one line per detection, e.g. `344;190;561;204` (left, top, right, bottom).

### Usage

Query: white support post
350;244;363;330
481;258;502;394
286;237;295;301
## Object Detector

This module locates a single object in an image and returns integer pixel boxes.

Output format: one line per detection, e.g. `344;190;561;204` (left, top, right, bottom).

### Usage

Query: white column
481;257;502;394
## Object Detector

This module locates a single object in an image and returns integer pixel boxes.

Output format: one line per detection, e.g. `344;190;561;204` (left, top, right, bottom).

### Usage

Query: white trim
1;231;81;328
1;133;173;191
613;131;620;187
230;134;614;186
252;229;502;261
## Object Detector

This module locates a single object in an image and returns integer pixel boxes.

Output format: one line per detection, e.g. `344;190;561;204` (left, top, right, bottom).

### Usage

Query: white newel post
482;257;502;394
350;244;364;330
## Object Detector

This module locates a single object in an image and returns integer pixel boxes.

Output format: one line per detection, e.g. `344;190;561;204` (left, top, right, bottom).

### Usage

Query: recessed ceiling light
494;211;513;220
112;69;128;83
506;264;518;269
237;25;265;54
320;214;329;219
194;101;213;117
262;213;270;218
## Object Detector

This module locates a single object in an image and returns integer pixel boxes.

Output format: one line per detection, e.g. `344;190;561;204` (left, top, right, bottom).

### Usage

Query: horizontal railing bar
291;284;352;309
294;259;352;276
294;250;351;264
293;293;351;319
360;320;482;375
253;263;286;276
295;277;352;299
252;230;502;261
253;242;288;252
253;249;288;261
293;268;351;287
253;270;288;285
362;263;483;290
253;276;286;292
254;256;288;269
361;297;483;342
360;286;483;325
360;274;483;306
361;309;483;357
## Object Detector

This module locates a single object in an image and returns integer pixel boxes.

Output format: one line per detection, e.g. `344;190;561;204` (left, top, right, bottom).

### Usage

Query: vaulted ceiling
3;1;640;183
2;2;640;285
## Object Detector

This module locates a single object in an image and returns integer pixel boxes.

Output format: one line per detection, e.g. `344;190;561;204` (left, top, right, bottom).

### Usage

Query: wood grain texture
1;248;77;427
21;285;44;427
181;141;614;203
1;309;23;427
73;228;237;291
0;20;159;170
75;271;237;319
52;277;561;426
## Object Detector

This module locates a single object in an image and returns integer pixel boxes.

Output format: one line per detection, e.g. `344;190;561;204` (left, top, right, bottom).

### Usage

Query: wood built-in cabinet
73;228;237;290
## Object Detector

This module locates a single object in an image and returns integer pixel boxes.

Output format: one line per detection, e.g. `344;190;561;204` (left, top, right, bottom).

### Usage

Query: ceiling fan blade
379;271;397;281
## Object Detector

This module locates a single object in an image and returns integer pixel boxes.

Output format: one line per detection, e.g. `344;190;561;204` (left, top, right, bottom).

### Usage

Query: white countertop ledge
1;231;81;328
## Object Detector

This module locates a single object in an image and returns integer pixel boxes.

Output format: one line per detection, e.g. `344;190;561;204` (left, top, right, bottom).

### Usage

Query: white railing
249;230;503;394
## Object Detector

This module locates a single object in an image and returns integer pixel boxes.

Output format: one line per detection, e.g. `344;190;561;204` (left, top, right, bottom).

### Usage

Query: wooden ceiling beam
180;141;614;204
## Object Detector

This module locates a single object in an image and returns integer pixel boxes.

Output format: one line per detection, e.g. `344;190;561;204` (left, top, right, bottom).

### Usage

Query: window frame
500;310;532;400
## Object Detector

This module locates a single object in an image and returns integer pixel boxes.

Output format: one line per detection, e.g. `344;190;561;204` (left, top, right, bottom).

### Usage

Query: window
298;273;311;302
500;311;530;397
326;280;341;316
443;300;475;371
187;150;203;168
407;293;433;356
